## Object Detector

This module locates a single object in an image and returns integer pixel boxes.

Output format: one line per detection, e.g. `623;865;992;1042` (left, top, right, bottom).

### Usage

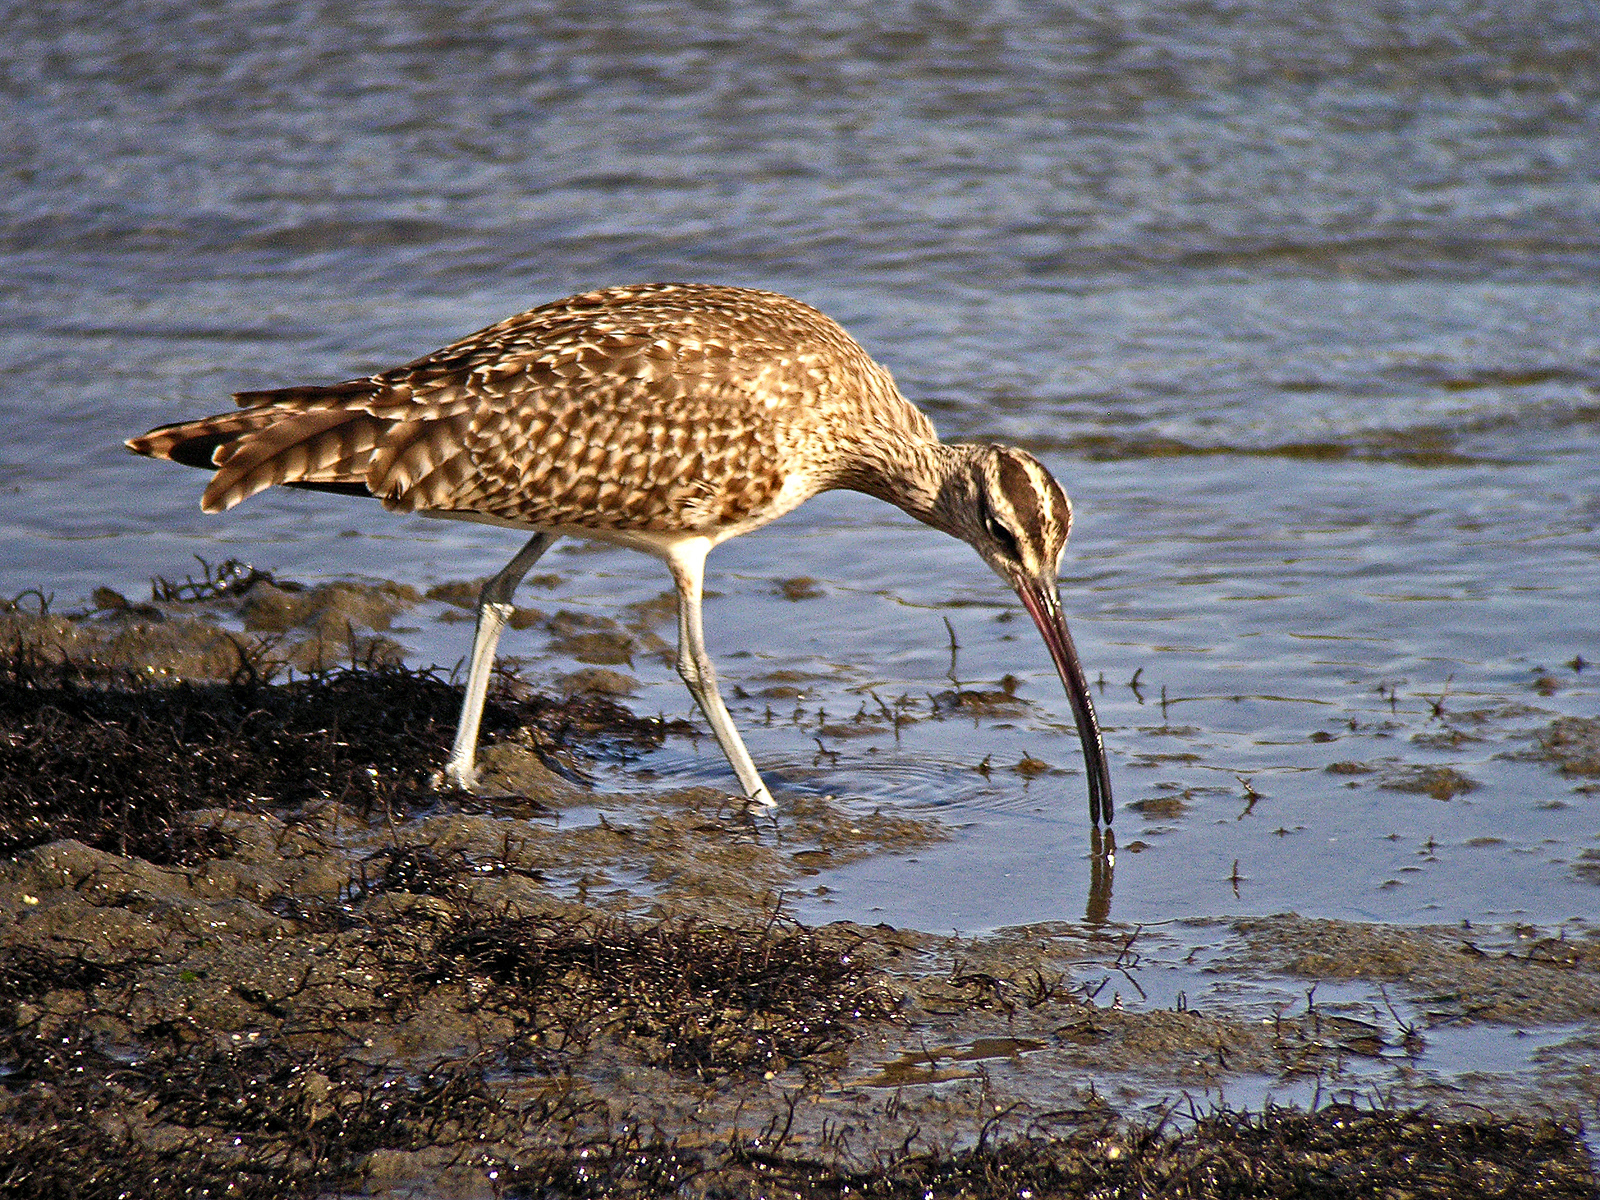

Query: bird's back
130;283;937;537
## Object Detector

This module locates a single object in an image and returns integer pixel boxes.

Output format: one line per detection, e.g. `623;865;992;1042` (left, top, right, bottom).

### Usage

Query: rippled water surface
4;0;1597;934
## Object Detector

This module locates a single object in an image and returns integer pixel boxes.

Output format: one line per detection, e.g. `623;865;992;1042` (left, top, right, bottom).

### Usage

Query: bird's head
935;444;1113;826
950;444;1074;583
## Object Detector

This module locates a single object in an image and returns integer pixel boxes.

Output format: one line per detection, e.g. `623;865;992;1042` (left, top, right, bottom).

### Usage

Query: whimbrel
127;283;1112;823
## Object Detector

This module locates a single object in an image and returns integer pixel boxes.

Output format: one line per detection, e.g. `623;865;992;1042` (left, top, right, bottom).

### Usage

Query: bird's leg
439;531;558;790
666;540;776;808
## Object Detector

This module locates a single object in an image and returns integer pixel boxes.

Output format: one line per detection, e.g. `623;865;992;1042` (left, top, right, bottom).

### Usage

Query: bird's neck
841;436;975;540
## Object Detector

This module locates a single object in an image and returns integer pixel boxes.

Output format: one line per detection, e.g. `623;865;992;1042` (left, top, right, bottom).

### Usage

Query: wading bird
128;283;1112;824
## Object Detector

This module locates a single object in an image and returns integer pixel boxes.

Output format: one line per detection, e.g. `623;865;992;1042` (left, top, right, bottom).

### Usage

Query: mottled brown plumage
135;284;933;535
128;283;1111;824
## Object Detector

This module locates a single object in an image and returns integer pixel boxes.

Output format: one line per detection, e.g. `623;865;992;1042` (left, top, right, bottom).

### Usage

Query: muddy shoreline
1;575;1596;1198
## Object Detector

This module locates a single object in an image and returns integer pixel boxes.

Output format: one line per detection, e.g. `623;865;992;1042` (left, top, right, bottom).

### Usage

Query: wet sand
1;573;1596;1198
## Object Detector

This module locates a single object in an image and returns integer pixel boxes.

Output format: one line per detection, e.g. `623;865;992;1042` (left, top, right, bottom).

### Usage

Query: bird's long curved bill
1014;578;1113;826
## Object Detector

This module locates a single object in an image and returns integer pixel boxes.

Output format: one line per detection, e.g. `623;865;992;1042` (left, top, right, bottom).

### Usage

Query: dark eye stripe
984;512;1023;560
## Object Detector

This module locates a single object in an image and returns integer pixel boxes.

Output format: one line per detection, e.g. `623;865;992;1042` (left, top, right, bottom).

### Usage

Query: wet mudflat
8;1;1598;1191
1;581;1596;1198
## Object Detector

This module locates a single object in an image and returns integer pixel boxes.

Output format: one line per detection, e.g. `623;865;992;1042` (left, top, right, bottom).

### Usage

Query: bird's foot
432;759;480;793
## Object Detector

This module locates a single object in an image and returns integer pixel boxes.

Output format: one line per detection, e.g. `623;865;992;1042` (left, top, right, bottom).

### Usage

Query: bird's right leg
438;531;558;790
666;539;776;808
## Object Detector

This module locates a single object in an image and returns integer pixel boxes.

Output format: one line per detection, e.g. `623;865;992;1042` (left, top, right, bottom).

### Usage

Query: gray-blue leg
438;531;558;790
666;539;776;807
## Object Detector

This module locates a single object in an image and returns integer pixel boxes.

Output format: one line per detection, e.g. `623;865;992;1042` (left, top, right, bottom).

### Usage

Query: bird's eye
984;513;1023;561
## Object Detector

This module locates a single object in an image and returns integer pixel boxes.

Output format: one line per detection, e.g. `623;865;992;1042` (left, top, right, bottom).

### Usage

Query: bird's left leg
438;530;558;790
665;538;776;807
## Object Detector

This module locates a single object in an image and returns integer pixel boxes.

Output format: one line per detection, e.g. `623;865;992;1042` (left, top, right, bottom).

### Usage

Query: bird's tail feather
126;384;391;513
127;381;482;516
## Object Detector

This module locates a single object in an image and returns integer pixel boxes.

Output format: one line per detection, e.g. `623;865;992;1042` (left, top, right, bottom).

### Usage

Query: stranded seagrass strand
127;283;1113;824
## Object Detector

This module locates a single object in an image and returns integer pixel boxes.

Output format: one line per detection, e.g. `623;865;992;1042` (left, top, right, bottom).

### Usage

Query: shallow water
4;0;1597;937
